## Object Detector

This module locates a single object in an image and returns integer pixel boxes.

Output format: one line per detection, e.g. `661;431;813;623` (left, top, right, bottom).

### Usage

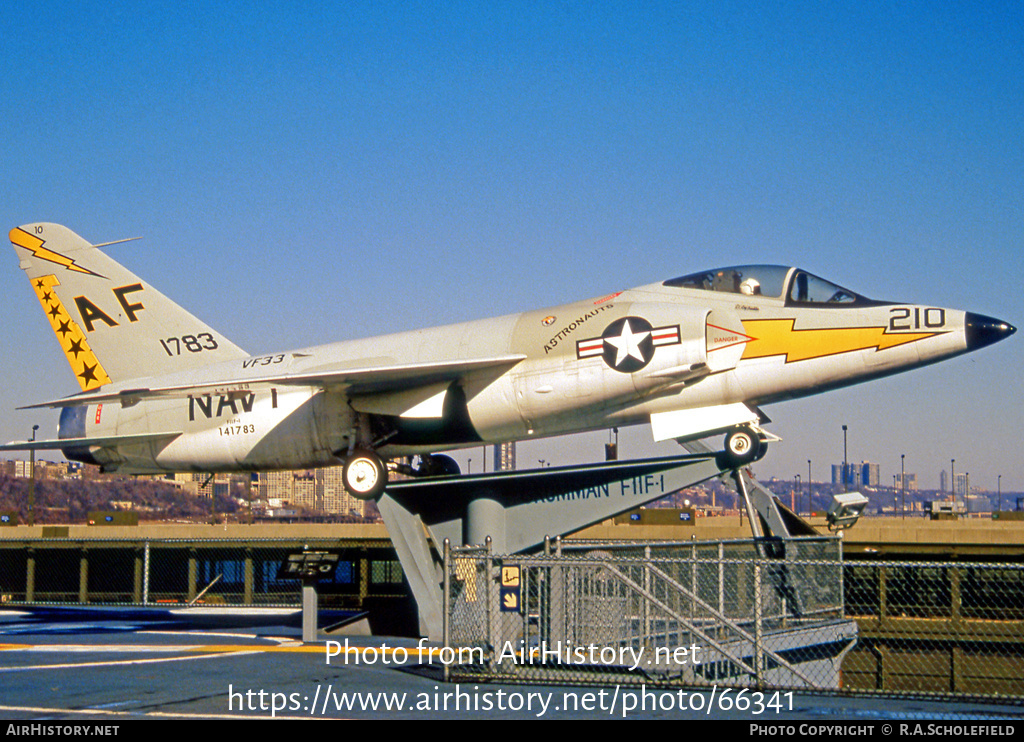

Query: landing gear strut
342;448;388;500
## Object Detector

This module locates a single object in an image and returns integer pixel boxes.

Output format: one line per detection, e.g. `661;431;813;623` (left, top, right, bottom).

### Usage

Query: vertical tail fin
11;223;248;390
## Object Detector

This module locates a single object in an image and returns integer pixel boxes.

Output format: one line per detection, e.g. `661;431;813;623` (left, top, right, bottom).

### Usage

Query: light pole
901;454;905;519
807;459;812;515
951;458;956;507
28;425;39;527
842;425;848;493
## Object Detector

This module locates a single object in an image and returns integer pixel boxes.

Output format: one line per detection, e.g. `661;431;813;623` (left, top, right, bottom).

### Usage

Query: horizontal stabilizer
21;354;528;409
0;430;181;452
650;402;759;443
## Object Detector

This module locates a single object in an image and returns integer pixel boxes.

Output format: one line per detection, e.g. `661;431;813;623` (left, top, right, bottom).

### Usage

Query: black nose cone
965;313;1016;350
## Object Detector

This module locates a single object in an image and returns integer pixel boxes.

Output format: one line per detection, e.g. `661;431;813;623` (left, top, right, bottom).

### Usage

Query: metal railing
3;533;1024;701
0;536;402;610
442;536;857;689
441;538;1024;701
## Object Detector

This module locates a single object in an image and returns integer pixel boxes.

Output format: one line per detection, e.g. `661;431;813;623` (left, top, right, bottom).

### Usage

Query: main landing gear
343;451;464;500
342;448;389;500
723;425;769;468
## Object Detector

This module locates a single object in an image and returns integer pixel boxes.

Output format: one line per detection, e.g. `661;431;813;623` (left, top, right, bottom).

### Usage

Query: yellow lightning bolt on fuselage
9;227;104;277
740;318;942;363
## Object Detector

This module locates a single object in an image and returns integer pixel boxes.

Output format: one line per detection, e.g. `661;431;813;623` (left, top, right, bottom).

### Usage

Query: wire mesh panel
841;560;1024;697
443;537;858;691
5;532;1024;702
0;537;398;611
0;546;28;602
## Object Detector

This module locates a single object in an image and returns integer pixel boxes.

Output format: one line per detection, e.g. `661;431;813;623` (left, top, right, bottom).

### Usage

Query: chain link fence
842;559;1024;697
4;534;1024;702
442;537;857;689
442;538;1024;702
0;537;404;611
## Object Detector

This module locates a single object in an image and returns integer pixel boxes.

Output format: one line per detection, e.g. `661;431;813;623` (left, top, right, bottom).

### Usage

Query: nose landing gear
724;425;768;468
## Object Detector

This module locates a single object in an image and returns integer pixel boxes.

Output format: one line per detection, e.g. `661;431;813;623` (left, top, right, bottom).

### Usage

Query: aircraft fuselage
56;276;998;474
6;226;1014;490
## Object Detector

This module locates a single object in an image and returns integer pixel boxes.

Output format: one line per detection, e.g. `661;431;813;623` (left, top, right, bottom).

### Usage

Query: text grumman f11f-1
3;223;1016;499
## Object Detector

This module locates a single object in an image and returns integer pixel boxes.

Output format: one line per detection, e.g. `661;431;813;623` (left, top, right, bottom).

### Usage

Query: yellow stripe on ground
0;642;457;657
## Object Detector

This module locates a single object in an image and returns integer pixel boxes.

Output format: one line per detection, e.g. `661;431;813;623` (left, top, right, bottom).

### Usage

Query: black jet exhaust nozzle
965;312;1016;351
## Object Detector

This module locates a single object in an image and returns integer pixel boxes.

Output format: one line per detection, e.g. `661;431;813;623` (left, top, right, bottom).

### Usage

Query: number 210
889;307;945;331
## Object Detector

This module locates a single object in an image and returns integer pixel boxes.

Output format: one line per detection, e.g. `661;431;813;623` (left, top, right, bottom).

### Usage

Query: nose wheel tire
724;426;765;468
343;449;388;500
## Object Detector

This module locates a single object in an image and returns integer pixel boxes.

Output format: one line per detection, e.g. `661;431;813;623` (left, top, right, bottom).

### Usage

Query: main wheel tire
753;435;768;462
343;449;388;500
724;427;760;468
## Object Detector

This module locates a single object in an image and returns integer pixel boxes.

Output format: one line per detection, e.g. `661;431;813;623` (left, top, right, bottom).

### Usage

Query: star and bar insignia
576;316;681;373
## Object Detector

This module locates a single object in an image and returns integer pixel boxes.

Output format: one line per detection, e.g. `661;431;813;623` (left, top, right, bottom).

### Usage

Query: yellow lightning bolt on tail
29;274;111;391
10;227;103;276
740;319;940;363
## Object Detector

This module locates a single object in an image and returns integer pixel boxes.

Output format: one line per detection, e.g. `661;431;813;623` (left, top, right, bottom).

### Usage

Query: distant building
319;466;365;516
861;462;880;488
939;470;948;493
2;459;84;480
256;467;367;517
167;472;231;498
493;442;516;472
895;472;918;491
832;463;863;488
927;500;965;517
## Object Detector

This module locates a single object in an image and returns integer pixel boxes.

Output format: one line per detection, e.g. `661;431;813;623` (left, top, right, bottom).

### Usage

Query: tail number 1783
159;333;219;355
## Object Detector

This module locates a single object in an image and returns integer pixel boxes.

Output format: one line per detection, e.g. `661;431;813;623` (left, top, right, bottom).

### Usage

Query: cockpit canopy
664;265;871;306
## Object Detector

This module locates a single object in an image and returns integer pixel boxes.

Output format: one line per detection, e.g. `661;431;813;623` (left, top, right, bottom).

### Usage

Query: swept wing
19;354;527;409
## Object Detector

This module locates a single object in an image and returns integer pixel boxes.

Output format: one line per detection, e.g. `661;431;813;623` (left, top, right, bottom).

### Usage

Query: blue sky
3;2;1021;491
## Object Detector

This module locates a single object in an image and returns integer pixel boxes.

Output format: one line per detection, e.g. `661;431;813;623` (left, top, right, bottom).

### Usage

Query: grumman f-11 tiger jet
3;223;1016;500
